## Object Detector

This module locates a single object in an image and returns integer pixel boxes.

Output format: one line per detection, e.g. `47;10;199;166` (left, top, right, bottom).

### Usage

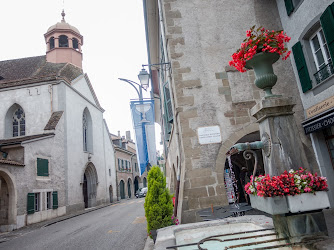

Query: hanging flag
130;99;157;175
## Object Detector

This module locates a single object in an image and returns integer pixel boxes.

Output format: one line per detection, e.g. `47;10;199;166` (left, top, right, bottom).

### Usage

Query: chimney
126;131;131;140
118;131;120;137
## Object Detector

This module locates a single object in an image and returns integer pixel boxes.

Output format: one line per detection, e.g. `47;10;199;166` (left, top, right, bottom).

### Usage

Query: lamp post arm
118;78;142;99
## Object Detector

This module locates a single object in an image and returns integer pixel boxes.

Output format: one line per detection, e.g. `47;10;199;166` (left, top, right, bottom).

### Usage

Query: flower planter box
287;191;330;213
249;195;289;215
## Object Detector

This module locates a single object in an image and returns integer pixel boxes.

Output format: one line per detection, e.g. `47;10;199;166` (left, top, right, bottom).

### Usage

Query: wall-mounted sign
197;126;222;145
306;95;334;118
303;112;334;134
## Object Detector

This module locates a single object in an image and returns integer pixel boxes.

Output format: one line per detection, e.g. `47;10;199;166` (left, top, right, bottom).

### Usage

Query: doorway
120;180;125;199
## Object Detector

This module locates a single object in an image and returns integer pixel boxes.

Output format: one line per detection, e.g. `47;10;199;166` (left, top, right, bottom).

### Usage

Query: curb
43;201;122;227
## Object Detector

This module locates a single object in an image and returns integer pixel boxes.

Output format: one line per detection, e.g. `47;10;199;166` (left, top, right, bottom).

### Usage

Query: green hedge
144;166;173;234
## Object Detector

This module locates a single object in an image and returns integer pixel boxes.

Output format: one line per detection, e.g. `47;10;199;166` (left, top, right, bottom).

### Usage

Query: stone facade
144;0;318;223
111;132;147;200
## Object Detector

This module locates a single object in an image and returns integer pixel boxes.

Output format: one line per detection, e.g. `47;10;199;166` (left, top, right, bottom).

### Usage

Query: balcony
314;61;334;85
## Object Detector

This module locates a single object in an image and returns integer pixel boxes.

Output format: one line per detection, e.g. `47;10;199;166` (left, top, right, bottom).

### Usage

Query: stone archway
0;169;17;232
127;179;132;198
134;176;139;195
82;163;98;208
143;177;147;188
120;180;125;199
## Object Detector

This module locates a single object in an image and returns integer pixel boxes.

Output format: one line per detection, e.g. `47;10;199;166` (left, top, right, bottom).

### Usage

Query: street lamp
118;68;150;100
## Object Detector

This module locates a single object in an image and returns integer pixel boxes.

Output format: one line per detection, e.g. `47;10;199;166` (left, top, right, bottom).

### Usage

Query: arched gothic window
59;35;68;47
49;37;55;50
82;108;93;152
13;107;25;137
72;38;79;50
83;112;88;151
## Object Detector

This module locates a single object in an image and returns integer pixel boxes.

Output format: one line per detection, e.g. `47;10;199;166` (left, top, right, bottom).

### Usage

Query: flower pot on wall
249;194;289;215
287;191;330;213
245;52;280;98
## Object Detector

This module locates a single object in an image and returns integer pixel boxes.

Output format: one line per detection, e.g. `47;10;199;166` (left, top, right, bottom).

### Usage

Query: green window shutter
292;42;312;93
284;0;294;16
320;3;334;60
52;191;58;209
37;158;49;176
27;193;35;214
163;82;173;123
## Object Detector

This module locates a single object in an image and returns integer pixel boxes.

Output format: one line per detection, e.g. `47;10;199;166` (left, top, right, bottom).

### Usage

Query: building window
122;160;124;170
37;158;49;177
49;37;55;50
292;4;334;91
82;108;93;152
83;113;88;151
310;29;331;70
284;0;303;16
324;127;334;168
13;107;25;137
72;38;79;50
47;192;52;209
34;193;40;212
118;159;121;170
59;35;69;47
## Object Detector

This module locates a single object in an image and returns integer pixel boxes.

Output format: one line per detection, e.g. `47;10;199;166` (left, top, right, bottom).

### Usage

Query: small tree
144;166;173;235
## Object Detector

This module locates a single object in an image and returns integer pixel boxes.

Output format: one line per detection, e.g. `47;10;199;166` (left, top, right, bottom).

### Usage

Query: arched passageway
120;180;125;199
82;163;98;208
0;170;17;232
134;177;139;195
127;179;132;198
224;131;264;204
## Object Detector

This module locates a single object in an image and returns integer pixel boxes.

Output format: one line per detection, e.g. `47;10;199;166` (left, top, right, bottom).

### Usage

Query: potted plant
245;168;330;215
144;166;174;243
229;26;291;97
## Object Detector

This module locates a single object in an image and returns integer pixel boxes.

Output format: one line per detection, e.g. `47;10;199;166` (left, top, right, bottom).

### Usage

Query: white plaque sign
197;126;222;145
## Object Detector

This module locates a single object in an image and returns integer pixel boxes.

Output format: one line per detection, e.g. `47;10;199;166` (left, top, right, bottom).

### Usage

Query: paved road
0;199;147;250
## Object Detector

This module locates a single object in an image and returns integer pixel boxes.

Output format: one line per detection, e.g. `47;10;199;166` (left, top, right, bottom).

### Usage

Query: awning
302;107;334;134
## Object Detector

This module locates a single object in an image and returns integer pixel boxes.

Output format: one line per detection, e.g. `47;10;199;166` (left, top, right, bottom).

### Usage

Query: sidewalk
0;200;121;243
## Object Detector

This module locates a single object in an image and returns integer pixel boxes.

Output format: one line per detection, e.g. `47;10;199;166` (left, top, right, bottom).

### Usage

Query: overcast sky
1;0;162;151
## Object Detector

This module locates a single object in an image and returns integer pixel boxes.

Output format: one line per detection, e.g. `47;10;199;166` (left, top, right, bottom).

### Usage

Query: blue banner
130;99;157;175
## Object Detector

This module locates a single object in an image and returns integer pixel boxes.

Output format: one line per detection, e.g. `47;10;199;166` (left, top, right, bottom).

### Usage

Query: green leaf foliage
144;166;174;234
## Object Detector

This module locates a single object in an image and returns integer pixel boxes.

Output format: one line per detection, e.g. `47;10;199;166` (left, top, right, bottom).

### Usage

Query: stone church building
0;11;117;231
143;0;324;223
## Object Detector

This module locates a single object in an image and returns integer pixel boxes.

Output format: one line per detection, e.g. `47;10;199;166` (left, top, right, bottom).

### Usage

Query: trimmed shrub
144;166;173;235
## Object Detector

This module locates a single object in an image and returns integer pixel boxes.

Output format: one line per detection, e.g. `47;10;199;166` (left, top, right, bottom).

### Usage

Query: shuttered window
37;158;49;177
27;193;35;214
52;191;58;209
163;82;173;123
320;3;334;61
284;0;294;16
292;42;312;93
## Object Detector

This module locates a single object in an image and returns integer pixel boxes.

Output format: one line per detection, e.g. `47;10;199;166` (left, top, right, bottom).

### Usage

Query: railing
314;61;334;84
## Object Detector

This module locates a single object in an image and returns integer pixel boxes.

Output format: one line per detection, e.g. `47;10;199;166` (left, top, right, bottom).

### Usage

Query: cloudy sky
1;0;162;150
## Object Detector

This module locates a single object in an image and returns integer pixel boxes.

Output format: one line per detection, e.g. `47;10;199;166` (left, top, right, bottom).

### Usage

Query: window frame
309;28;331;71
46;192;52;210
34;193;40;212
12;107;25;137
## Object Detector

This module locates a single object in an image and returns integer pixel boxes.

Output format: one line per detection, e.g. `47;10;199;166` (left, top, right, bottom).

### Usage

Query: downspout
174;173;180;217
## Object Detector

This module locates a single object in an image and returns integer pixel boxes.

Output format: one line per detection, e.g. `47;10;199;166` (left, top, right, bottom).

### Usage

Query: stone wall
161;0;317;223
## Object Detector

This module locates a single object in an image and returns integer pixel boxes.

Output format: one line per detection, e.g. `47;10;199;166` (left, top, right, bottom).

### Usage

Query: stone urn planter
250;191;330;215
245;52;280;98
249;194;289;215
